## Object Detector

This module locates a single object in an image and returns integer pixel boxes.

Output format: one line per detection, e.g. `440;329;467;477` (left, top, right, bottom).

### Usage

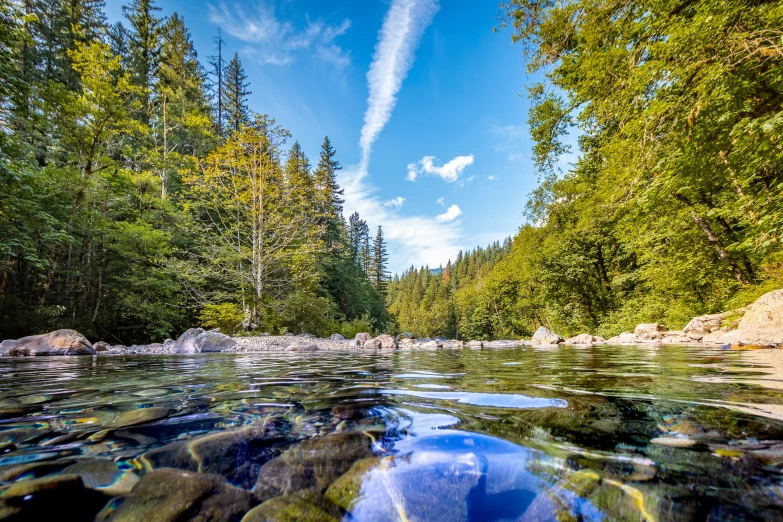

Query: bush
199;303;245;334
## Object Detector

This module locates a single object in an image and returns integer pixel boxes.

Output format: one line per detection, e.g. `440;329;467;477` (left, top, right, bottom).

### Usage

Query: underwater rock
531;327;564;345
242;491;343;522
4;329;95;356
141;422;281;488
97;468;254;522
62;459;140;496
253;431;375;501
0;474;109;521
105;407;172;429
649;436;698;448
324;457;381;510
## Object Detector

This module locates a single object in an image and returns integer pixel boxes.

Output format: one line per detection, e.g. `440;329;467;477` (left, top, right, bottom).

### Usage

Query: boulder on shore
93;341;110;352
606;332;638;344
467;340;483;349
172;328;236;354
287;341;318;352
634;323;667;341
4;329;95;356
682;312;732;340
363;334;397;349
330;333;345;341
564;333;596;345
531;326;564;345
713;289;783;347
354;333;372;343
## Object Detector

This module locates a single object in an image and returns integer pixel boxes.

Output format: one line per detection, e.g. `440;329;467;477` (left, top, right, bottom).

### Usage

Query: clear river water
1;344;783;521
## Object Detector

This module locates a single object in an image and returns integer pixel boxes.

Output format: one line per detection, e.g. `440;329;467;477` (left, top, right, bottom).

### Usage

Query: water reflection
0;345;782;520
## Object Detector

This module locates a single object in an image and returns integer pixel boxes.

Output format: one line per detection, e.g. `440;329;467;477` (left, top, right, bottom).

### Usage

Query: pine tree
123;0;162;124
314;136;344;248
370;225;389;299
224;53;251;134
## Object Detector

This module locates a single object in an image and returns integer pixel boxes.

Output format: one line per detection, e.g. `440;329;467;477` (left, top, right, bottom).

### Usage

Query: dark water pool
1;345;783;521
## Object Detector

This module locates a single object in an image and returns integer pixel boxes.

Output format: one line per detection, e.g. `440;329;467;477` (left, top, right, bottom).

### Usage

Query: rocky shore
2;289;781;357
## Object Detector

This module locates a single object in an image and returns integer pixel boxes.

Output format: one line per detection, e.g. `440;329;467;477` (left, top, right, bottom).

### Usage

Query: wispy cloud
487;175;496;181
384;196;406;208
359;0;439;174
208;2;351;72
406;154;474;182
340;0;461;272
435;204;462;223
436;197;445;206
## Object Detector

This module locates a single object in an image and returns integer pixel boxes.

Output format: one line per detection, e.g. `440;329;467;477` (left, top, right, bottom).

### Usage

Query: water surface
2;345;783;521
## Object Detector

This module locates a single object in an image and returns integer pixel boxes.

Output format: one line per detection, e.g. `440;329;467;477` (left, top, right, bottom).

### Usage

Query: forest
0;0;391;343
388;0;783;340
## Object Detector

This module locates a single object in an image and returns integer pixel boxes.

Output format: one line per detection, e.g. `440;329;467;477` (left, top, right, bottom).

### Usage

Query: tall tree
314;136;344;248
370;225;389;299
207;29;226;136
123;0;162;124
224;53;250;134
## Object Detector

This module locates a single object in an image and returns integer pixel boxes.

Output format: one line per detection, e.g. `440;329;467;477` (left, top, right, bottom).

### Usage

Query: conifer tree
370;225;389;299
123;0;162;124
224;53;251;134
314;136;344;248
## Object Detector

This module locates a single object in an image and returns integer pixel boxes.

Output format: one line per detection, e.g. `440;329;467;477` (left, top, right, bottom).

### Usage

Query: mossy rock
105;408;172;429
324;457;381;510
242;491;343;522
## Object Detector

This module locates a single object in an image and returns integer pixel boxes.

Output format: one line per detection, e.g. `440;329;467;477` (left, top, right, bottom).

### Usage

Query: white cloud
359;0;439;174
487;175;496;181
208;2;351;72
384;196;406;208
339;0;462;272
436;197;445;206
406;154;474;182
435;205;462;223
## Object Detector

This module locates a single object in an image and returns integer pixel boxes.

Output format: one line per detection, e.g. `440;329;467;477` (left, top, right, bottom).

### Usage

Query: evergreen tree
370;226;389;299
123;0;162;124
224;53;250;134
314;136;344;248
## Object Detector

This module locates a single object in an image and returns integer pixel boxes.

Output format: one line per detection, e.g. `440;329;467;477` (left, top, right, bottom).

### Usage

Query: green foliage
199;303;244;334
0;1;388;344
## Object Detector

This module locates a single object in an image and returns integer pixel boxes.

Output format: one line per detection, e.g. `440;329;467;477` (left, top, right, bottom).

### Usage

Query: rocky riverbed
2;289;782;357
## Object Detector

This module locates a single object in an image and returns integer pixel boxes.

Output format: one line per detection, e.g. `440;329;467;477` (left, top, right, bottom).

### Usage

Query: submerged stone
105;408;172;429
242;491;343;522
97;468;255;522
253;430;376;501
0;474;109;521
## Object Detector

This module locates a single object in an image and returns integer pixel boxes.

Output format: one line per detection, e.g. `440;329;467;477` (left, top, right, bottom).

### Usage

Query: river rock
173;328;236;353
564;333;595;345
713;289;783;347
287;341;318;352
97;468;254;522
4;329;95;356
253;431;375;501
682;312;732;340
0;474;109;521
421;340;443;350
606;331;638;344
242;491;343;522
173;328;205;353
106;407;172;429
634;323;667;341
0;339;14;356
531;326;564;345
467;340;483;349
93;341;110;352
329;333;345;341
377;334;398;349
354;333;372;343
141;422;280;488
661;332;698;344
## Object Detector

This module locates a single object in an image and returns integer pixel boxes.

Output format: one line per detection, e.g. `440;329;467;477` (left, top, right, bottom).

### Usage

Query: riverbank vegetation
0;0;390;343
388;0;783;340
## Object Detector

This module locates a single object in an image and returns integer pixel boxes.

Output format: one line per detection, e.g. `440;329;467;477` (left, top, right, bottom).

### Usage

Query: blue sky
106;0;540;274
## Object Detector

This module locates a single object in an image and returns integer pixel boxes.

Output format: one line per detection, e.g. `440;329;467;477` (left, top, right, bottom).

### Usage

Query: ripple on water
382;390;568;409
